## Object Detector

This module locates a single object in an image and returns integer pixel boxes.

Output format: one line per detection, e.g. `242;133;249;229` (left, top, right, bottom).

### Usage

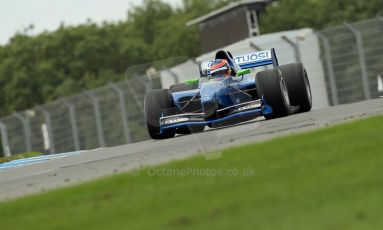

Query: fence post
108;82;132;144
61;100;80;151
137;76;152;92
85;91;106;148
344;22;371;100
0;120;11;157
249;41;263;51
166;69;180;84
125;79;146;115
36;107;55;154
13;112;32;152
141;67;157;89
317;32;339;105
281;35;301;63
377;15;383;24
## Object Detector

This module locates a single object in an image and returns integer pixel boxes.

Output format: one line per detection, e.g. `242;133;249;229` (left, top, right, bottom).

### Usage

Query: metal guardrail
1;18;383;157
0;57;191;156
318;17;383;105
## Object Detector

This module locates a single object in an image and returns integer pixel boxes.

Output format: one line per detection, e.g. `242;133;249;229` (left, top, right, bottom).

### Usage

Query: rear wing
234;48;279;69
198;48;279;77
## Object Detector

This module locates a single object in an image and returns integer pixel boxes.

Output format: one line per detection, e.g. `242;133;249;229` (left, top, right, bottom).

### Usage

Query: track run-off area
0;98;382;201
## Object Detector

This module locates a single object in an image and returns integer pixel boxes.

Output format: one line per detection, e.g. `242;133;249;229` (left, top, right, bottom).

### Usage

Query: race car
144;48;312;139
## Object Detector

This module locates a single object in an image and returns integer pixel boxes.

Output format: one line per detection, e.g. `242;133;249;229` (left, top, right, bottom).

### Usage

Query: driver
209;59;232;77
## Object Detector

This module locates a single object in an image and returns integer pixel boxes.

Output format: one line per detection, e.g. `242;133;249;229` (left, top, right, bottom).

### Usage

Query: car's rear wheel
279;63;312;112
256;69;290;119
144;89;176;139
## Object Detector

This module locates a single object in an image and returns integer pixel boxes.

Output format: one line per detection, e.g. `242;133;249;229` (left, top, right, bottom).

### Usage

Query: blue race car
144;49;312;139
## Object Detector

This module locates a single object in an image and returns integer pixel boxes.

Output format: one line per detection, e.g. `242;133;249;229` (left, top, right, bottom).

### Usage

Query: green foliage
1;116;383;229
0;152;42;163
0;0;225;116
261;0;383;33
0;0;381;116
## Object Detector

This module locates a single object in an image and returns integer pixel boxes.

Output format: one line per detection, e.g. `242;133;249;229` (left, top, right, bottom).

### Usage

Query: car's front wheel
256;69;291;119
279;63;312;112
144;89;176;139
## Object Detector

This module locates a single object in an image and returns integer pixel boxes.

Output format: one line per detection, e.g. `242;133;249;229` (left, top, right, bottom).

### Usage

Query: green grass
0;152;42;164
1;116;383;229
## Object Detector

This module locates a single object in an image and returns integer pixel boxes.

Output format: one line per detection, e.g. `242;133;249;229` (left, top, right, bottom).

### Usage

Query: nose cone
200;81;226;118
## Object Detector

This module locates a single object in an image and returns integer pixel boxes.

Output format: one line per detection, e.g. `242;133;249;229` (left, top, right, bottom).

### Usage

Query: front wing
159;99;271;133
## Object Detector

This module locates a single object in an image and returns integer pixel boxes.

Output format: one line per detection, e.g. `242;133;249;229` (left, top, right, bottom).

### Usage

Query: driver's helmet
209;59;231;77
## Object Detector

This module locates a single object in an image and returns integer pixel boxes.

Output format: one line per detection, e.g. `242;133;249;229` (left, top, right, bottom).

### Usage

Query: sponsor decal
163;117;190;124
234;50;271;65
237;102;261;111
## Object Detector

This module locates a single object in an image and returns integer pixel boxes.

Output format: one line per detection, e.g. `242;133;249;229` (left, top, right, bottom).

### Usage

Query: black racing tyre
279;63;312;112
256;69;291;119
169;83;204;135
176;125;205;135
144;89;176;139
169;83;196;93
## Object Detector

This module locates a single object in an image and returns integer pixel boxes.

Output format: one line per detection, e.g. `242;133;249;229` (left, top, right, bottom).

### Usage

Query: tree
260;0;383;33
0;0;229;116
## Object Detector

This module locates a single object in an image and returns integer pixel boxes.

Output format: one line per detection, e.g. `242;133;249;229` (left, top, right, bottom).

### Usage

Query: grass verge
0;152;42;164
0;116;382;229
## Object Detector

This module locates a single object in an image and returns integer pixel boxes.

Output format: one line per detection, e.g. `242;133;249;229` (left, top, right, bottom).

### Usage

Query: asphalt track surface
1;98;383;201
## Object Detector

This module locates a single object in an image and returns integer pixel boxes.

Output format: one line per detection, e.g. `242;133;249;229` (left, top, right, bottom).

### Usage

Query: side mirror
185;79;199;85
236;69;251;76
